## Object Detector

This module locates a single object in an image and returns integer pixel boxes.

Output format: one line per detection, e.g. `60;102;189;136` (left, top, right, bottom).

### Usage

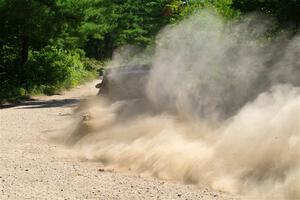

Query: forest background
0;0;299;100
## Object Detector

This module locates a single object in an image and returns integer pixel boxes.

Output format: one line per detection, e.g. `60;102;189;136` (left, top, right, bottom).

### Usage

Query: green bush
24;46;89;93
0;46;100;100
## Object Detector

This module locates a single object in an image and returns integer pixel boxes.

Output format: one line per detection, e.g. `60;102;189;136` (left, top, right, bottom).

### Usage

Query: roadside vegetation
0;0;299;100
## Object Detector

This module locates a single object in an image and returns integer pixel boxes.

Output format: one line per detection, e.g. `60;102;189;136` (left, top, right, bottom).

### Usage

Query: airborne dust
54;11;300;200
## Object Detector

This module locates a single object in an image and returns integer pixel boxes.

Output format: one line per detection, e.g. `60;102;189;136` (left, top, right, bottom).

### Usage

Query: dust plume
59;11;300;199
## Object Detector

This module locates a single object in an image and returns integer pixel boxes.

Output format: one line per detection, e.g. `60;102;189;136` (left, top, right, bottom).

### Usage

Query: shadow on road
0;98;81;109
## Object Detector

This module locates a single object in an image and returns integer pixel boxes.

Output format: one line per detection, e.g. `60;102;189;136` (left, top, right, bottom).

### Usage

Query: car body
96;64;151;101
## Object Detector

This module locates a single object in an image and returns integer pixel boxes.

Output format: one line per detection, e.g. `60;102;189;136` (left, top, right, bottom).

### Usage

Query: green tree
79;0;169;59
232;0;300;29
0;0;61;64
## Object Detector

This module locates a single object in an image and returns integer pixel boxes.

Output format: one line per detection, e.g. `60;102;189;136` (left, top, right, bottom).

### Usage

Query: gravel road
0;80;240;200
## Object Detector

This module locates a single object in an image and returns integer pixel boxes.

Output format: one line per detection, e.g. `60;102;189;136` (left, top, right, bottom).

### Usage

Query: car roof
106;64;152;75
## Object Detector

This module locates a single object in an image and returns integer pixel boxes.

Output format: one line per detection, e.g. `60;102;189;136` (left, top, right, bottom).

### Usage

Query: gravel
0;80;240;200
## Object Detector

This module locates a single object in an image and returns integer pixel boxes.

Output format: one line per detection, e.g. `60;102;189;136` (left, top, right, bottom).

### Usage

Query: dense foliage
232;0;300;29
0;0;299;100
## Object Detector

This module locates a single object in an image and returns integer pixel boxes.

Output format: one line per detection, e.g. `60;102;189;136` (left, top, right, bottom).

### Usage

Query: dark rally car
96;64;152;101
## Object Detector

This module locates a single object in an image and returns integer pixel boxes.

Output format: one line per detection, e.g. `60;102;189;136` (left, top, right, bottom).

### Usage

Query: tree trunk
103;33;113;59
21;35;29;64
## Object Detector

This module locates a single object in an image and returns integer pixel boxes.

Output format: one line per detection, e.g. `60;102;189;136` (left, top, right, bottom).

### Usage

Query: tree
232;0;300;29
76;0;170;59
0;0;61;64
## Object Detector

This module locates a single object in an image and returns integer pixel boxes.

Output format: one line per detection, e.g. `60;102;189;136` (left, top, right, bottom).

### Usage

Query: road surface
0;80;240;200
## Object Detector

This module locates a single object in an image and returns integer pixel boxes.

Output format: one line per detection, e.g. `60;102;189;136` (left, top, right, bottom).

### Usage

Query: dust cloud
60;11;300;199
